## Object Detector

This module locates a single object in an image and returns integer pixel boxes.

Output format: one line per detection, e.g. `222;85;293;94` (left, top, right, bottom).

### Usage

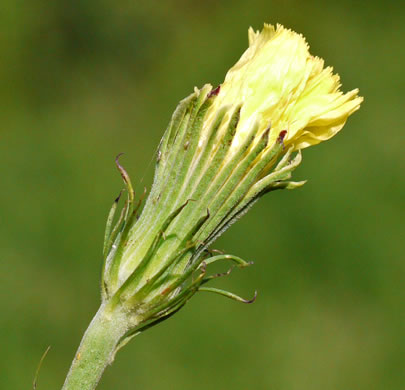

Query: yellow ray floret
204;23;363;152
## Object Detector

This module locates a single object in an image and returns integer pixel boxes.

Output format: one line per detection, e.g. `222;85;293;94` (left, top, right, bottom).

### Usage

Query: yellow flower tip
206;23;363;153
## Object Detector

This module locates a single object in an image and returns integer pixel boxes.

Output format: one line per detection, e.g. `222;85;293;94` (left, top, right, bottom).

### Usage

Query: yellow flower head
205;23;363;151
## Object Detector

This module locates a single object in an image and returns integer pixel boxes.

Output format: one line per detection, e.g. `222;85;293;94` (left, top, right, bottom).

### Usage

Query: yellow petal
205;23;363;153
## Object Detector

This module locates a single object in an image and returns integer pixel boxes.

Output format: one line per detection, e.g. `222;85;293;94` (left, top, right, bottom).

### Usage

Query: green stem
61;303;134;390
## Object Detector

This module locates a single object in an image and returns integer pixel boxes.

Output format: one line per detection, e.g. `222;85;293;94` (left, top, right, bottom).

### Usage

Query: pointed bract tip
208;85;221;98
115;152;125;163
114;190;123;203
277;130;287;143
115;153;127;175
243;290;258;304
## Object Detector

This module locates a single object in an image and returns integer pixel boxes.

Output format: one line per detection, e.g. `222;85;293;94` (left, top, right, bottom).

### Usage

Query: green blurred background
1;1;404;389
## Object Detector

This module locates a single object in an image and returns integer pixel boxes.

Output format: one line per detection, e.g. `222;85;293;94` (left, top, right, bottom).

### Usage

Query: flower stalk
61;304;132;390
62;23;362;389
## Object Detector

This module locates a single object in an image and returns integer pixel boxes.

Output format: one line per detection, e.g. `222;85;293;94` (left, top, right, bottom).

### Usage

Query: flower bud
101;23;362;341
203;24;362;157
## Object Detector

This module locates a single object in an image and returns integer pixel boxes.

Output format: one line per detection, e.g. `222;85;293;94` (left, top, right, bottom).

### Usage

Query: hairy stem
61;303;135;390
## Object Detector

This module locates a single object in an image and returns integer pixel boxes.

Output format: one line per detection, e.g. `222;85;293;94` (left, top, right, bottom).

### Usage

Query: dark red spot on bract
277;130;287;143
208;85;221;98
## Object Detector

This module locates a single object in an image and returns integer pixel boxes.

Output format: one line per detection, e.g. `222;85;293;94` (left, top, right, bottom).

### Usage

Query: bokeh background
1;1;404;389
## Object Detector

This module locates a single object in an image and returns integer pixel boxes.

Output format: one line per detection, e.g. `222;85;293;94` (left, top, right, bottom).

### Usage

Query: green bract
102;84;303;337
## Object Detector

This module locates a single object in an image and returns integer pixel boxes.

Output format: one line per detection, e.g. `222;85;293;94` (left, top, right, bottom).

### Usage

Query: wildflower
62;24;362;390
205;24;362;156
